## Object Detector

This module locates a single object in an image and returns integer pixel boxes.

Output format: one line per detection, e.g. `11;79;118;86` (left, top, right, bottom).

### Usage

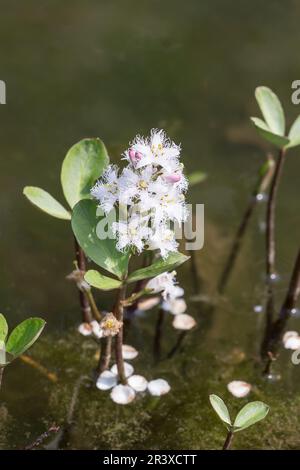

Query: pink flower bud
129;148;142;164
165;173;181;183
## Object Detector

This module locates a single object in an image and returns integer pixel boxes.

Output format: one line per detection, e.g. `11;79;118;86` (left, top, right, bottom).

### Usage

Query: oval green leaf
287;115;300;148
6;318;46;358
233;401;269;432
23;186;71;220
84;270;122;291
251;117;289;148
61;138;109;209
255;86;285;136
188;171;207;187
209;394;232;428
71;199;129;279
127;252;190;284
0;314;8;345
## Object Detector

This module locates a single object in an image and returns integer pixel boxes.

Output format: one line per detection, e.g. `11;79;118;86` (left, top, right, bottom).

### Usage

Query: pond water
0;0;300;449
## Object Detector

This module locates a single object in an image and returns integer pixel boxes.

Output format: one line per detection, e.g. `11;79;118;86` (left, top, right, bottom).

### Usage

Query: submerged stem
97;336;112;375
74;236;92;323
114;285;127;384
222;431;234;450
0;367;3;391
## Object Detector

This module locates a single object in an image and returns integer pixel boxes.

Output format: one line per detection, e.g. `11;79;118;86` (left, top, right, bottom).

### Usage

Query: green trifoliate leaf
188;171;207;187
6;318;46;358
127;252;189;284
233;401;269;432
0;314;8;344
23;186;71;220
84;270;122;291
250;117;289;148
255;86;285;136
209;394;232;430
61;138;109;209
71;199;129;279
287;115;300;148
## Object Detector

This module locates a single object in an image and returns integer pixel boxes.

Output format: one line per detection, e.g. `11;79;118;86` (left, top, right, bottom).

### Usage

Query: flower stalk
222;430;234;450
114;285;127;384
74;236;93;323
0;367;3;391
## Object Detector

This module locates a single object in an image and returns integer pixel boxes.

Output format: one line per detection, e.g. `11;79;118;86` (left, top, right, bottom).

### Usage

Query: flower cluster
91;129;188;258
78;313;122;339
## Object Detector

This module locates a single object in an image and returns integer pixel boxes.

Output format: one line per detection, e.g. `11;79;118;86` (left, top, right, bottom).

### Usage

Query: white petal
137;297;161;311
111;362;134;378
162;298;187;315
128;375;148;392
227;380;251;398
78;323;92;336
148;379;171;396
110;385;136;405
172;314;196;330
284;335;300;350
96;370;117;391
122;345;139;360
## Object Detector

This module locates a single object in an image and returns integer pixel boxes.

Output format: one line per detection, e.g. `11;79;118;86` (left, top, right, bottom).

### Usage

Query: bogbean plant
0;314;45;390
209;395;269;450
23;139;109;324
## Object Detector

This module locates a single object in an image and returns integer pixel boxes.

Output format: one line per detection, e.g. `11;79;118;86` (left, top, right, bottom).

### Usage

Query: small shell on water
78;323;93;336
148;379;171;396
122;344;139;360
162;298;187;315
283;331;300;350
96;370;117;391
137;297;161;311
172;313;196;330
128;375;148;392
227;380;251;398
111;362;134;378
110;385;136;405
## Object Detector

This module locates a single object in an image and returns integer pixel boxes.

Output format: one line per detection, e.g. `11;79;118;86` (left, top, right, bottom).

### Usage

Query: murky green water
0;0;300;449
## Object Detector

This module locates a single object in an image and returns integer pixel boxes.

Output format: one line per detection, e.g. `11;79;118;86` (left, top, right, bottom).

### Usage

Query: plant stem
153;308;165;363
97;336;112;374
114;285;127;384
74;236;92;323
0;367;3;391
84;288;102;321
222;431;234;450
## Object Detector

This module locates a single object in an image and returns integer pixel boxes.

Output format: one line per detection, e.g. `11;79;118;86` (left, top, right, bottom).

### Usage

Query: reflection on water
0;0;300;449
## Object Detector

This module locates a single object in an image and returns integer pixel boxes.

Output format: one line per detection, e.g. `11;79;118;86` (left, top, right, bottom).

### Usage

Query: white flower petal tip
110;385;136;405
172;314;196;330
137;297;161;311
227;380;252;398
96;371;117;391
148;379;171;396
90;320;104;338
162;298;187;315
111;362;134;378
283;331;300;350
78;323;93;336
122;344;139;360
128;375;148;392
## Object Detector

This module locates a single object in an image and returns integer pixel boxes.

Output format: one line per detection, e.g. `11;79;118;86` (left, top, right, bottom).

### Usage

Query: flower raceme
91;129;188;258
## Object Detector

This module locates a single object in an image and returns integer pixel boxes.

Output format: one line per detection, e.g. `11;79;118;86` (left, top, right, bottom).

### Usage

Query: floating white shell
283;331;298;343
96;370;117;391
111;362;134;378
227;380;251;398
128;375;148;392
78;323;92;336
90;320;104;339
110;384;136;405
172;313;196;330
122;344;139;360
162;298;187;315
283;333;300;350
137;297;161;311
148;379;171;396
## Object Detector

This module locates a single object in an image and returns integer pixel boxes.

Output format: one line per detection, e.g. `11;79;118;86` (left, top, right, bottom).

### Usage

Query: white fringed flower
227;380;251;398
148;379;171;396
283;331;300;350
110;385;136;405
146;271;183;301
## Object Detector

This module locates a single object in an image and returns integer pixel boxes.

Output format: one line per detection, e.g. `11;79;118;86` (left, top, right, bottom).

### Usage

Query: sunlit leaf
255;86;285;136
6;318;46;358
61;138;109;209
233;401;269;432
71;199;129;279
0;314;8;345
209;394;232;429
188;171;207;187
127;252;189;284
251;117;289;148
287;115;300;149
23;186;71;220
84;270;122;291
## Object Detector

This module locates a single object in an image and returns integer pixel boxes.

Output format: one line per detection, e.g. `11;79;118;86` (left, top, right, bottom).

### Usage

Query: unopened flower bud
165;173;181;183
129;148;142;164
